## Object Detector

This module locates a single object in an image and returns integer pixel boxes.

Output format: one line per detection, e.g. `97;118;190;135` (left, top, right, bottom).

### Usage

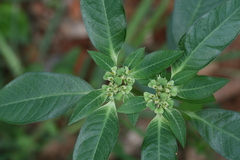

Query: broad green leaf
171;70;197;85
177;76;229;100
179;102;204;112
127;113;139;126
123;48;145;69
141;115;177;160
186;109;240;160
175;95;216;104
117;96;146;114
131;50;183;79
163;108;186;148
88;51;114;72
167;0;227;49
73;101;119;160
81;0;126;62
172;0;240;75
0;72;93;124
124;93;139;126
69;89;108;125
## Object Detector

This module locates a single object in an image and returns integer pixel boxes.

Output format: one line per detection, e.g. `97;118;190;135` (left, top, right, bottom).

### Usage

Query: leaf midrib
0;91;90;108
175;2;240;73
131;53;176;76
94;54;113;70
179;80;224;92
76;91;106;117
102;0;115;55
191;112;240;141
92;103;113;159
167;109;184;145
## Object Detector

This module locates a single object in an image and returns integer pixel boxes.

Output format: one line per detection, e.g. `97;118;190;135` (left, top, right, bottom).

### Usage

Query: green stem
0;33;24;77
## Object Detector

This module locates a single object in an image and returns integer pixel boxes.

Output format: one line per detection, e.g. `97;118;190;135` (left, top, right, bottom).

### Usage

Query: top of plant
0;0;240;160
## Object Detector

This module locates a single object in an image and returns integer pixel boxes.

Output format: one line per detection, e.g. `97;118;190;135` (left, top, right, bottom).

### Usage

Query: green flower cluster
144;76;178;114
102;66;135;100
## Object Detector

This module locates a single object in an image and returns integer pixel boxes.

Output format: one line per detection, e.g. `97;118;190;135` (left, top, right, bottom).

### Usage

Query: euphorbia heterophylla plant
1;0;240;159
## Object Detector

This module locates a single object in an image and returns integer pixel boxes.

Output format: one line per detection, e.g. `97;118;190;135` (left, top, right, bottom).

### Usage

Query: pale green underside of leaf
73;101;118;160
88;51;114;71
167;0;227;49
187;109;240;160
81;0;126;56
131;50;183;79
69;89;108;125
123;48;145;69
172;0;240;75
0;72;93;124
117;96;146;114
141;115;177;160
178;76;229;100
163;108;186;148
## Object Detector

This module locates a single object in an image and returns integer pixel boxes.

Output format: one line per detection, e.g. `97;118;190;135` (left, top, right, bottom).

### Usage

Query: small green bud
167;99;174;108
162;101;169;108
102;85;108;90
149;94;155;99
120;85;127;91
103;72;112;80
147;100;156;111
107;77;114;81
167;80;174;87
170;87;178;96
114;77;122;85
115;92;123;101
125;86;132;94
158;78;168;86
107;87;113;92
160;93;169;100
148;80;157;88
165;88;170;93
154;107;164;114
117;68;125;75
144;92;151;101
113;87;118;93
152;85;158;90
124;66;130;74
111;66;117;72
157;85;163;91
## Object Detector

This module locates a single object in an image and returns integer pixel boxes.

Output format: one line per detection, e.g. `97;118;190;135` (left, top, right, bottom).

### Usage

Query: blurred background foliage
0;0;239;160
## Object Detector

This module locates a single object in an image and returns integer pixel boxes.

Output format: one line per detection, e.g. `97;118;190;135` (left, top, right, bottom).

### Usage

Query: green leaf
127;113;139;126
172;0;240;75
178;76;229;100
88;51;114;72
171;70;197;85
124;93;139;126
141;115;177;160
73;101;119;160
123;48;145;69
186;109;240;160
175;95;216;104
117;96;146;114
81;0;126;62
69;89;108;125
167;0;227;49
131;50;183;79
163;108;186;148
0;72;93;124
